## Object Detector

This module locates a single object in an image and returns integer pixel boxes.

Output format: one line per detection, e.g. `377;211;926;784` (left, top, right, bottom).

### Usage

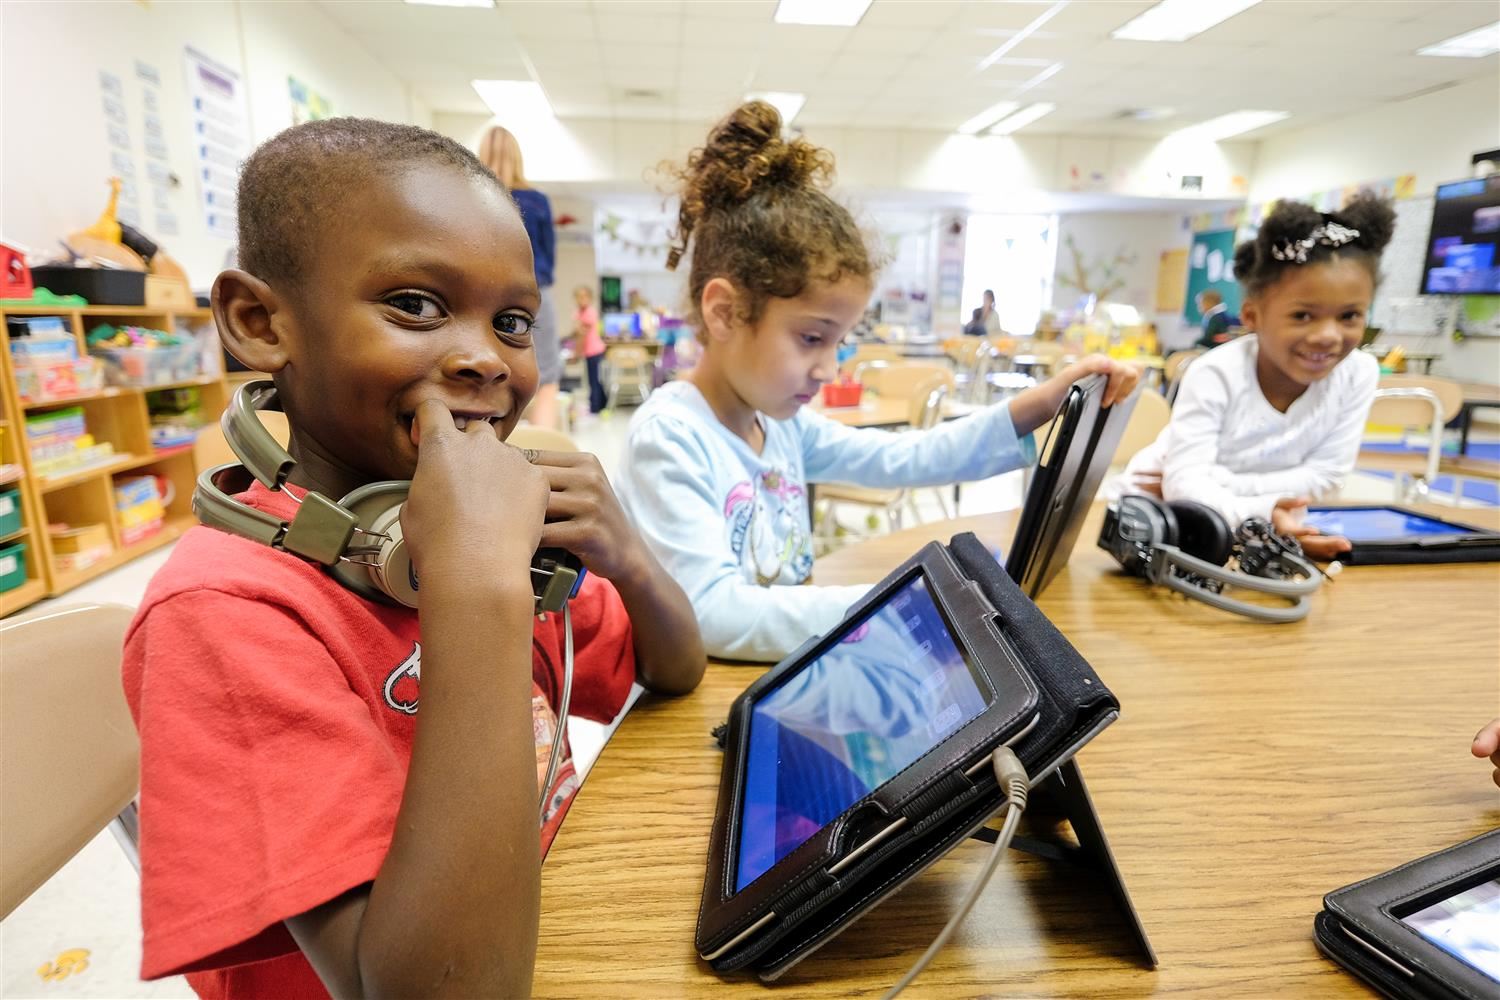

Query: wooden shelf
22;387;130;410
143;375;223;393
48;518;186;594
39;455;146;493
0;577;46;618
0;527;30;546
1;304;209;318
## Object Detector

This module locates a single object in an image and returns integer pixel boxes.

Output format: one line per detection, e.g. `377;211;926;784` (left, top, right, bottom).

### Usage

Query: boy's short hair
236;117;509;289
1199;289;1223;308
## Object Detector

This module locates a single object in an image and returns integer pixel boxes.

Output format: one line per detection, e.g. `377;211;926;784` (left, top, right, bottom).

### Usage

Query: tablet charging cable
883;747;1030;999
538;602;574;824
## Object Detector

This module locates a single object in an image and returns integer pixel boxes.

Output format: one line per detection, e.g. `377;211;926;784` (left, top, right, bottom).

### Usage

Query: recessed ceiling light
977;1;1068;72
746;91;807;125
1417;21;1500;57
471;80;554;121
1111;0;1259;43
1169;109;1288;141
957;100;1021;135
406;0;494;7
773;0;871;27
988;103;1057;136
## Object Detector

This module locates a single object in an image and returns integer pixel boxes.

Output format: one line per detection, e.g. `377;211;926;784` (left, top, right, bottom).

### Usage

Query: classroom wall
1050;211;1194;345
1249;76;1500;202
1;0;419;291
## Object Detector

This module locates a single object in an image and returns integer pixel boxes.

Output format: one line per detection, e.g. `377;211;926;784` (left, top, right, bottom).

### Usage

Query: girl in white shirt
1115;195;1395;560
617;101;1139;661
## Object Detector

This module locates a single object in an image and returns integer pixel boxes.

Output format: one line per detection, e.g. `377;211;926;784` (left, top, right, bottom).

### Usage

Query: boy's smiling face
226;163;539;496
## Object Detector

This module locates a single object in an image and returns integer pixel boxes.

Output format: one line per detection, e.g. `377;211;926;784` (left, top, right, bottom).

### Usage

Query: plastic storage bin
92;343;200;387
820;381;863;408
0;541;27;594
0;487;20;536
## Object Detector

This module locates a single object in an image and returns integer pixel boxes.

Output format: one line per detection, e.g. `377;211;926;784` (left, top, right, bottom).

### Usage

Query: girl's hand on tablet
1473;718;1500;788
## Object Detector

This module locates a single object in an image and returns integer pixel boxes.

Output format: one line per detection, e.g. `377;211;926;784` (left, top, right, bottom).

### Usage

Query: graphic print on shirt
382;642;421;714
725;469;812;586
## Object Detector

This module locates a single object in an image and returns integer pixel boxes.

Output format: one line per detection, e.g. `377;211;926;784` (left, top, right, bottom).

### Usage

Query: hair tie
1270;218;1362;264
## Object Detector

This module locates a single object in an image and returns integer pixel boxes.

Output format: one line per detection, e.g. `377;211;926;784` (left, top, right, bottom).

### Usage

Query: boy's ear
212;269;292;373
700;278;742;342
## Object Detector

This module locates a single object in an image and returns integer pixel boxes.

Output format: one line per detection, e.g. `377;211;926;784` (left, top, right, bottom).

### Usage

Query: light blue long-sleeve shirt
616;381;1035;663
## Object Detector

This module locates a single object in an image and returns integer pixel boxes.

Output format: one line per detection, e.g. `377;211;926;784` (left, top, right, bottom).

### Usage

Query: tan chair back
604;344;651;368
1372;375;1463;426
1164;349;1205;384
841;343;903;375
1112;389;1171;466
507;425;580;453
1;604;139;919
193;407;291;471
946;339;986;368
906;374;950;429
861;363;954;400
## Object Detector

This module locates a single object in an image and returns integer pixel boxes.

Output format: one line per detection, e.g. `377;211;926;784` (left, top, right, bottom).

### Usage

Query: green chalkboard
1184;229;1242;325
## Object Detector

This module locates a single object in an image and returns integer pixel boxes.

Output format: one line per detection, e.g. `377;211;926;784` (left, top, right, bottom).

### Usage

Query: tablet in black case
1316;828;1500;999
696;532;1124;980
1305;505;1500;565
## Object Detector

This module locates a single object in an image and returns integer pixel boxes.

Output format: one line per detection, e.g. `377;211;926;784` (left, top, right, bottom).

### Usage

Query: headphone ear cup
1167;500;1235;565
1115;494;1174;576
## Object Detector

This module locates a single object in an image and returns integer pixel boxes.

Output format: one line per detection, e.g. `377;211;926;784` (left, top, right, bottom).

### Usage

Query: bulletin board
1183;229;1241;324
1156;248;1189;313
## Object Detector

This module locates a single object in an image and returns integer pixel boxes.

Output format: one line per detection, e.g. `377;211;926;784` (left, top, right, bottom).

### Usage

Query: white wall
1250;76;1500;202
1;0;419;290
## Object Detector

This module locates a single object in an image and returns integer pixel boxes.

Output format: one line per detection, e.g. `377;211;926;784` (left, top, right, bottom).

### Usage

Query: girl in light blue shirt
617;101;1138;662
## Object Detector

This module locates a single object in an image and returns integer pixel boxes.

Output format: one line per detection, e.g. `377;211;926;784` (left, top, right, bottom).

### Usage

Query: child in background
1114;195;1393;560
1193;288;1236;349
572;284;607;414
962;306;988;337
617;101;1139;662
123;119;703;999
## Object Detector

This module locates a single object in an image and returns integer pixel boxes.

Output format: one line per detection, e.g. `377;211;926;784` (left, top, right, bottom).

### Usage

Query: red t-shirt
121;483;634;999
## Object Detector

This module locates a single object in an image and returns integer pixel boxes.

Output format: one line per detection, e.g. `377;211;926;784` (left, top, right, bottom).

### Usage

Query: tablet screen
1304;507;1476;541
734;573;988;891
1401;878;1500;981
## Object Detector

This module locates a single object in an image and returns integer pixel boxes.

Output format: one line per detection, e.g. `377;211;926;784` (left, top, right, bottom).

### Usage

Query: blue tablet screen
734;574;988;892
1402;878;1500;982
1304;507;1475;541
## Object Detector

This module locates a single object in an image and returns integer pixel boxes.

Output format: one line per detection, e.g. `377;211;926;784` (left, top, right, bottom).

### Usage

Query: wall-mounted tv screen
1422;175;1500;295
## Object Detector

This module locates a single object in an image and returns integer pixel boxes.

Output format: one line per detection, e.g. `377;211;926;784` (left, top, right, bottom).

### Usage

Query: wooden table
811;397;980;430
534;506;1500;998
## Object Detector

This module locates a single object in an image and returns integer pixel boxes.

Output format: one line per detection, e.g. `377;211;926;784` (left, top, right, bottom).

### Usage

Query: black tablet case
697;531;1125;979
1315;829;1500;1000
1311;506;1500;566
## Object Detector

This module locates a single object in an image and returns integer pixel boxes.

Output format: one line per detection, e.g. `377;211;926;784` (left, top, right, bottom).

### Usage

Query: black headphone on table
193;379;583;818
1099;494;1321;623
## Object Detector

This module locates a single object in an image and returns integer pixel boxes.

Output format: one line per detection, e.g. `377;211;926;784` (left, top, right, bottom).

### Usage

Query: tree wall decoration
1055;233;1137;304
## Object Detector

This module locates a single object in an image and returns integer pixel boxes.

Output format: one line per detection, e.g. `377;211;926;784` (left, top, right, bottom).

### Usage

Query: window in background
961;214;1058;337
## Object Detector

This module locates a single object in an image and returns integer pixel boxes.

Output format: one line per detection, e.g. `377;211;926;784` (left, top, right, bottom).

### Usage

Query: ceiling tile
860;0;963;28
682;15;771;48
769;23;856;52
842;24;940;53
595;11;682;43
676;0;777;19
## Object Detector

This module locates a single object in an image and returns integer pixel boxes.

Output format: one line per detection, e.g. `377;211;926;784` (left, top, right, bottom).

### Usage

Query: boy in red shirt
121;118;705;999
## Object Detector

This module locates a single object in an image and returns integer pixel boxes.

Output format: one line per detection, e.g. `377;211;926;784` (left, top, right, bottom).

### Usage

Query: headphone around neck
192;379;580;614
1099;494;1321;623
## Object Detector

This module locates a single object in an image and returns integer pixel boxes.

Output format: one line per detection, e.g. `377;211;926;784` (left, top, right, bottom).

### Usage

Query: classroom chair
852;362;954;400
1356;375;1463;501
839;343;904;376
1110;389;1171;470
816;374;953;538
1;603;140;920
603;344;653;410
1163;349;1205;405
508;425;580;453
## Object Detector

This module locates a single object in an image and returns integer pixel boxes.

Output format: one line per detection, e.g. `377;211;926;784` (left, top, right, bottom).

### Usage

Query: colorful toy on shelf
114;475;166;546
87;323;201;387
7;317;105;403
1;242;33;300
24;407;117;480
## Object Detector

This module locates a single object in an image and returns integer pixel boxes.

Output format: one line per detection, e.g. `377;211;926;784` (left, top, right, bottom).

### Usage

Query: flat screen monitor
1422;176;1500;295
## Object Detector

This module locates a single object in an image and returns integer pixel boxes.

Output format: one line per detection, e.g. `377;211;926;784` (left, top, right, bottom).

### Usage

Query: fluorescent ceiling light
773;0;871;27
1111;0;1259;42
957;100;1020;135
1417;21;1500;57
1170;109;1287;141
746;91;807;125
1018;62;1064;92
988;103;1056;135
406;0;494;7
977;1;1068;72
471;80;554;121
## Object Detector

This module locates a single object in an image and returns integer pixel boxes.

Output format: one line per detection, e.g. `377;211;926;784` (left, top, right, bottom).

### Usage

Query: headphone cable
883;747;1030;999
539;601;575;823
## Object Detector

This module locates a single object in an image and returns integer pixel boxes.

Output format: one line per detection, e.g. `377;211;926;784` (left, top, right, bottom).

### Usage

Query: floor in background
5;406;1495;999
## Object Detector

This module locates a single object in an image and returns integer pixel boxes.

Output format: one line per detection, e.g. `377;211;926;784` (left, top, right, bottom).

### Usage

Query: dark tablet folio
1304;505;1500;565
697;533;1122;980
1316;828;1500;999
1007;374;1140;598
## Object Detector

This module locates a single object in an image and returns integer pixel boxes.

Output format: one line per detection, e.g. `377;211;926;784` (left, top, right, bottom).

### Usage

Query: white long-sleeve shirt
1113;335;1379;527
617;381;1034;663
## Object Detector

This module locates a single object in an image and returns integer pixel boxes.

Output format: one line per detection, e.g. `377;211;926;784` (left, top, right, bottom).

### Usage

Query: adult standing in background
479;125;562;428
980;289;1002;334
